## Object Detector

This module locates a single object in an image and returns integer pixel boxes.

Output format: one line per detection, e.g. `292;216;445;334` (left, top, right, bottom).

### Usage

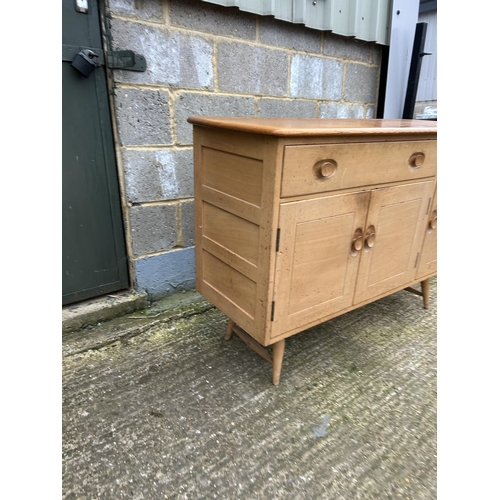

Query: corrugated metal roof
202;0;392;45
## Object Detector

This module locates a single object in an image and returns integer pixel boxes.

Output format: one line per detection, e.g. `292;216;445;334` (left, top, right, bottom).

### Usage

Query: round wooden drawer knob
314;160;337;179
409;152;425;168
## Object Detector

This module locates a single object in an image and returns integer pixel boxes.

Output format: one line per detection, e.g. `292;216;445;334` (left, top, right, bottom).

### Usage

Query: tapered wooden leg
225;321;285;386
272;339;285;386
225;319;235;340
405;279;432;309
421;278;430;309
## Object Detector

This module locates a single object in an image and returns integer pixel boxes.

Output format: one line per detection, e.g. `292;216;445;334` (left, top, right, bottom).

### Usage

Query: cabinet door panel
416;185;437;278
354;181;434;304
271;191;370;338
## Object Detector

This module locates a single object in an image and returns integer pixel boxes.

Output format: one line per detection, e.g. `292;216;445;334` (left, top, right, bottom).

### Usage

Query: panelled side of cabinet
193;126;282;344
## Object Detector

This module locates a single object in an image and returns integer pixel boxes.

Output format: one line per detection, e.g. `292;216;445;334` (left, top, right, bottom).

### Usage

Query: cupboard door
416;186;437;279
354;181;435;304
271;191;370;339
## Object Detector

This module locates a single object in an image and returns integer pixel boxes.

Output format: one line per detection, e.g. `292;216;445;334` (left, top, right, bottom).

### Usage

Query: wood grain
188;117;437;137
416;185;437;279
354;181;435;304
271;191;370;339
281;141;437;197
192;118;437;383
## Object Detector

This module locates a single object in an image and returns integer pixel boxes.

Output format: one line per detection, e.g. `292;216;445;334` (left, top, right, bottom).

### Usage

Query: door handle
428;210;437;231
351;228;364;255
364;226;376;250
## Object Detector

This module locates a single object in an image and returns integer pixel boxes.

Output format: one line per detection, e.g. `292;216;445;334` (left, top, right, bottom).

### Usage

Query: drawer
281;140;437;197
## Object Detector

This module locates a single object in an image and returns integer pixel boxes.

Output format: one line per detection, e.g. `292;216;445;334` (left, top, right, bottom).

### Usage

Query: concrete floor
62;278;437;499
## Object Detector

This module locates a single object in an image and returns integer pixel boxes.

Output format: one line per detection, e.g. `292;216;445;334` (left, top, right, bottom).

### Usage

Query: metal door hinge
426;197;432;215
271;301;276;321
276;228;281;252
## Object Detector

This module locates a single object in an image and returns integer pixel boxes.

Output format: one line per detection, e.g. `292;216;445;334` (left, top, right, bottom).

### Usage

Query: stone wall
104;0;383;299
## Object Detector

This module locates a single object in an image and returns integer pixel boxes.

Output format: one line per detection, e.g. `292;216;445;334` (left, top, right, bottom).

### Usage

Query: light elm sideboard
188;117;437;385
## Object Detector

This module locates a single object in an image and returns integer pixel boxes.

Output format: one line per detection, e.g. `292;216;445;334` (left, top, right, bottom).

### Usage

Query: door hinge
414;252;420;268
271;301;276;321
426;197;432;215
276;228;281;252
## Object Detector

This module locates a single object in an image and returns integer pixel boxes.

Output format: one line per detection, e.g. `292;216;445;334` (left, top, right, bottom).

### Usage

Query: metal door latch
64;45;147;76
106;50;147;72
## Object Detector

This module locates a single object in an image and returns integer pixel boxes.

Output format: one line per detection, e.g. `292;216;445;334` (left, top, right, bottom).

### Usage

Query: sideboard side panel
194;127;280;343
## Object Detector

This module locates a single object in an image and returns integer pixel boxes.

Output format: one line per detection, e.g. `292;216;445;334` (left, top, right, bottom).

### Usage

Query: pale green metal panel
304;0;328;29
273;1;293;21
202;0;391;44
351;0;386;41
207;0;275;15
373;0;392;43
328;0;352;36
354;0;374;40
206;0;292;20
238;0;275;15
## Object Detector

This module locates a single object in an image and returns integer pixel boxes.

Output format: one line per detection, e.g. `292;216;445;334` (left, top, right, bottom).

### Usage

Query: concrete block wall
104;0;383;300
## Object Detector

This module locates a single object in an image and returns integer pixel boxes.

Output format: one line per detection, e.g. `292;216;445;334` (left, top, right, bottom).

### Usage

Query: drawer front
281;140;437;197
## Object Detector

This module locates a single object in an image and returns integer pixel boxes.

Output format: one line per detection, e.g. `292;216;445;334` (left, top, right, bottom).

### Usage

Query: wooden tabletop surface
187;117;438;137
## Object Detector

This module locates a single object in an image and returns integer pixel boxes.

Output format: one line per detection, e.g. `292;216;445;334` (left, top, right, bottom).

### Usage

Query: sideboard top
187;117;437;137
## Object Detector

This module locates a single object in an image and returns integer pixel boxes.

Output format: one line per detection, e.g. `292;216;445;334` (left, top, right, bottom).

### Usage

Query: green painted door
62;0;128;305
